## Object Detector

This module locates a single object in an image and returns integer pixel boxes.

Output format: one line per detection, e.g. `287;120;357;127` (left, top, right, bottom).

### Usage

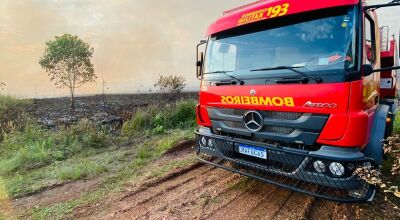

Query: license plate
238;144;267;159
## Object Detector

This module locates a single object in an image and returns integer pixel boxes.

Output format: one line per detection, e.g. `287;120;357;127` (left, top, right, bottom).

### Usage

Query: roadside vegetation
0;95;31;141
122;100;196;136
0;93;197;219
29;129;195;219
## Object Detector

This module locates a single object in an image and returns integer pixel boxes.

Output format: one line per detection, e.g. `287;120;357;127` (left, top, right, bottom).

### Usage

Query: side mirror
362;64;374;76
363;64;400;76
196;52;204;79
196;40;207;80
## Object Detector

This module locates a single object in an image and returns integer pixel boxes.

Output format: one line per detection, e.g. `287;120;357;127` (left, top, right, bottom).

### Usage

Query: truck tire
364;105;389;165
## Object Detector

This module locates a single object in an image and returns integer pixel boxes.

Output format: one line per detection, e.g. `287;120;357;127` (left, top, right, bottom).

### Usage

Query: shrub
0;127;55;175
154;74;186;94
0;96;31;141
0;123;49;156
121;112;149;136
65;120;110;149
122;100;196;136
169;101;197;128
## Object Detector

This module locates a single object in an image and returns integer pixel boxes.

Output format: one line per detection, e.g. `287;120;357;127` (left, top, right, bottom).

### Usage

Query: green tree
39;34;96;110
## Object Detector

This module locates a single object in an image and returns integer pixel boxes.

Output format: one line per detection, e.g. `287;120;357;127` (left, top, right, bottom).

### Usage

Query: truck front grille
217;108;303;120
263;126;295;135
220;120;295;135
207;107;329;146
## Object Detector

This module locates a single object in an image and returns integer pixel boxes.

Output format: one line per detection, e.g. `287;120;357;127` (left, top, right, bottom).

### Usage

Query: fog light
200;136;207;146
313;160;326;173
329;162;345;177
207;139;214;147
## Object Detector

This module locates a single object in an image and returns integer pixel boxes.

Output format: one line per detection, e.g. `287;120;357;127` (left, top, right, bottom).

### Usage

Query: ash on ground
29;93;197;132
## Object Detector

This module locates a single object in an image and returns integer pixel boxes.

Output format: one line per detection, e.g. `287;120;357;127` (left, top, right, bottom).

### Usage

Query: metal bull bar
195;130;376;203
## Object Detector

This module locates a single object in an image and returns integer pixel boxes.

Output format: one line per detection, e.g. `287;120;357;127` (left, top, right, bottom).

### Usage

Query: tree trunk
70;87;75;112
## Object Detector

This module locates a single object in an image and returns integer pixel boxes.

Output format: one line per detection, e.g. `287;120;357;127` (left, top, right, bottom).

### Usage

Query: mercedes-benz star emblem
250;89;257;96
243;111;264;132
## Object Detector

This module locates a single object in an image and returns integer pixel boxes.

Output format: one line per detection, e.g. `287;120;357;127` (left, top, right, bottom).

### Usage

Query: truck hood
199;82;350;115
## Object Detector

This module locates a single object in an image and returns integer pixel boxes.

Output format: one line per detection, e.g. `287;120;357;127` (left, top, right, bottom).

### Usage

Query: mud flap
364;105;389;165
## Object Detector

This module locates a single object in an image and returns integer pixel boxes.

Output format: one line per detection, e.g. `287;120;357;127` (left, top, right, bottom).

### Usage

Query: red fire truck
195;0;400;202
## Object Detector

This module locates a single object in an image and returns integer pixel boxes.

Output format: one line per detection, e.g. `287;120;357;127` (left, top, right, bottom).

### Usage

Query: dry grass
0;177;13;219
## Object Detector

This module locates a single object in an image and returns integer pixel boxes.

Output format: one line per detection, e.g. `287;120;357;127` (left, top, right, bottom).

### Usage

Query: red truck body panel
198;80;373;148
207;0;360;36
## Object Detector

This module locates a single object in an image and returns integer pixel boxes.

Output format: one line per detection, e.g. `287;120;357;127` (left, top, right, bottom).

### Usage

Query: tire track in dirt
113;165;215;215
244;187;293;220
73;144;346;220
143;171;244;220
305;199;357;220
108;165;315;220
117;161;205;202
271;192;315;220
113;167;235;219
206;182;280;220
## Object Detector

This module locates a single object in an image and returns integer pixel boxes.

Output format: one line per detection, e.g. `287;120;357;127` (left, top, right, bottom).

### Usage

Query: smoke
0;0;251;98
1;0;399;98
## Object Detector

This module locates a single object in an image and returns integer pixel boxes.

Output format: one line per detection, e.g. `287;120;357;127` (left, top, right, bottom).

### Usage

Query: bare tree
154;74;186;94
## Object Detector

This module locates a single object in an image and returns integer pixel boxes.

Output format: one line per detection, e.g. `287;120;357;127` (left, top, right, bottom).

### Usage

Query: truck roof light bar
364;0;400;11
223;0;270;15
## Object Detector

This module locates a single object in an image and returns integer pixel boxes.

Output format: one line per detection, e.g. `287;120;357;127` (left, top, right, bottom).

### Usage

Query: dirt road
72;144;361;220
11;142;397;219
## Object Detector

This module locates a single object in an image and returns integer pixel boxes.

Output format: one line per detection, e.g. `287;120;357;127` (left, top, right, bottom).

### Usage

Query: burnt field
29;93;198;129
0;93;399;220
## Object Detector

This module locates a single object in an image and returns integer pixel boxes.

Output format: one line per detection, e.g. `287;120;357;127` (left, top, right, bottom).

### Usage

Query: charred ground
0;93;399;220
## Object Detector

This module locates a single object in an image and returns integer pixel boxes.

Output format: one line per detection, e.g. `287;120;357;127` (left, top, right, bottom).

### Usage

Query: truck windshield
204;7;357;80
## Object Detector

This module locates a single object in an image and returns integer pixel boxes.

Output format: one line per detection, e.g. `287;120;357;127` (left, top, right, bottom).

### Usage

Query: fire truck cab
195;0;400;202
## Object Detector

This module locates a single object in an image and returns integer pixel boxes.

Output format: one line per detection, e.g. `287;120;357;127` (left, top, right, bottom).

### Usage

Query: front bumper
195;128;375;203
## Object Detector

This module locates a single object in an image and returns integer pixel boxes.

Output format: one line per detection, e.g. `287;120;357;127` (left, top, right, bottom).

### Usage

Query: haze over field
0;0;399;98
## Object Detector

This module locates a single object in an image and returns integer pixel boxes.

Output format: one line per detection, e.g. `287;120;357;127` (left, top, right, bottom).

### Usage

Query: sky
0;0;399;98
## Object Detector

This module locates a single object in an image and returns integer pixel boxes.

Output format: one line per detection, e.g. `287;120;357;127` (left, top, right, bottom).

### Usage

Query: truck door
362;11;380;111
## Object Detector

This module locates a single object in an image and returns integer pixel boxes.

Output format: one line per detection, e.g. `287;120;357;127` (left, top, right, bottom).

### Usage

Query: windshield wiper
204;71;245;85
250;66;323;83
